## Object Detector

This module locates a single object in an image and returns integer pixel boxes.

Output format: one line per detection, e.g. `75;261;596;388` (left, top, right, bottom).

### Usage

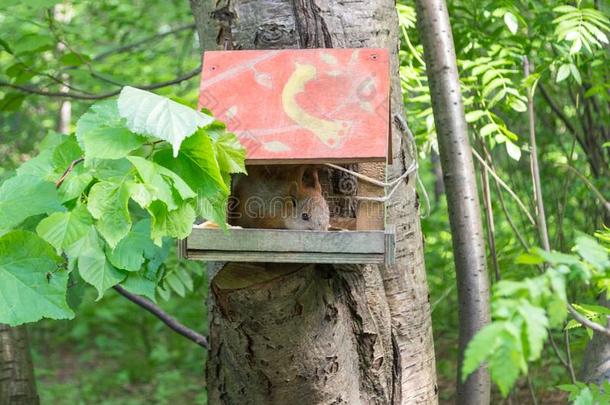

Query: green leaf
36;205;94;253
569;64;582;85
557;64;571;82
76;100;146;161
121;272;157;302
117;86;214;157
0;0;62;8
16;132;66;179
518;301;548;361
573;386;594;405
465;110;486;123
58;171;93;202
505;141;521;161
575;235;610;270
148;201;196;246
548;271;568;326
165;272;186;297
211;127;247;174
554;5;578;13
503;12;518;35
52;135;83;169
153;129;228;204
87;180;132;248
89;158;132;180
0;175;64;232
536;248;581;265
488;330;523;397
0;37;13;54
462;322;505;379
176;267;194;292
74;228;126;298
515;252;544;265
108;219;159;272
480;123;499;137
0;92;25;112
59;51;91;67
11;33;54;54
0;230;73;326
509;98;527;113
128;156;196;209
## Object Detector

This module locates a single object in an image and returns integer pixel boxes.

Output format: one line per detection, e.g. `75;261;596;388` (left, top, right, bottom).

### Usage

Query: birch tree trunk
0;325;39;405
415;1;491;404
190;1;437;403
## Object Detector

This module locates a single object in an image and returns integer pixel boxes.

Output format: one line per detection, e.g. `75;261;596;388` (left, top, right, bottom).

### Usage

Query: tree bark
190;1;437;403
415;1;491;404
0;325;39;405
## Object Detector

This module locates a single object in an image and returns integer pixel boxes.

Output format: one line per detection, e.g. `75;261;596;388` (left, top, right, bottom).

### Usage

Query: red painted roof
199;49;390;164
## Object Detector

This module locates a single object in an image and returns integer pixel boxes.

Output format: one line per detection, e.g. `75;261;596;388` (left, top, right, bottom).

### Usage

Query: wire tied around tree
323;161;418;203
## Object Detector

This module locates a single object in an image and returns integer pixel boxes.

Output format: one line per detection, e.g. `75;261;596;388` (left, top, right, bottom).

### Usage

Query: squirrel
228;165;330;231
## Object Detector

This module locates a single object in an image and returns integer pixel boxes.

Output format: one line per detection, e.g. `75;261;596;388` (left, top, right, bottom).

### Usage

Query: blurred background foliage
0;0;609;403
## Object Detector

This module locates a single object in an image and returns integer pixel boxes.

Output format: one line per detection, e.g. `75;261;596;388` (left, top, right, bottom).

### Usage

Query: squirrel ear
295;166;306;189
311;168;321;193
289;181;299;196
288;181;299;207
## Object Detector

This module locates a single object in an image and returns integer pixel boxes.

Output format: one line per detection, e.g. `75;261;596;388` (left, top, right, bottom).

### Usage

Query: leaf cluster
0;86;246;326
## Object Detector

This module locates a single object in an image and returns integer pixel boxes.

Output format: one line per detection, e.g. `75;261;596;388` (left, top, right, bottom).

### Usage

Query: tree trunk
0;325;39;405
415;1;491;404
190;1;437;403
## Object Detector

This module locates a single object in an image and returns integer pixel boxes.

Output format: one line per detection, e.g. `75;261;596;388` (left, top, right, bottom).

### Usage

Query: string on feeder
324;160;418;203
394;113;431;218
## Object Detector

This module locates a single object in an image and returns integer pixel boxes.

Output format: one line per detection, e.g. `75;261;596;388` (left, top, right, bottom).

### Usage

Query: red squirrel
229;165;330;231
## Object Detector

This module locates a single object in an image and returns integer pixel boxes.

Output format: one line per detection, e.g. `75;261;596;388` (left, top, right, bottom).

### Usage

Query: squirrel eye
301;213;310;221
290;197;297;207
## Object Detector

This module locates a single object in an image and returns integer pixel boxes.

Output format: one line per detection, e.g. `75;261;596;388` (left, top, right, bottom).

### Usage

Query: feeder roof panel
199;48;390;164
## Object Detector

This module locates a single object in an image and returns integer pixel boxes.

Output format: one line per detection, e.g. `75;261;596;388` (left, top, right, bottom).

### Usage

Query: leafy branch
0;66;202;100
113;285;208;349
0;86;246;327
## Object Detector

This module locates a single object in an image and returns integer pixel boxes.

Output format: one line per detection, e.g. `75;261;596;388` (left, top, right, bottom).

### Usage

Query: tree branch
55;158;84;188
471;148;536;226
113;285;209;349
0;66;202;100
524;57;550;253
93;24;196;61
556;163;610;214
567;304;610;338
538;83;580;139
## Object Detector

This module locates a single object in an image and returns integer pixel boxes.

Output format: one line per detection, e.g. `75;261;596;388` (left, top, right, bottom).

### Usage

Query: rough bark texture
0;325;39;405
190;1;437;403
415;1;491;404
581;297;610;384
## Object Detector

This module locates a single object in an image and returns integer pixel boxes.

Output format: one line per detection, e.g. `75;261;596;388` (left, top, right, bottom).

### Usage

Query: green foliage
36;205;93;252
0;174;63;233
76;100;146;160
118;86;214;157
559;382;610;405
0;230;73;325
30;272;209;404
0;88;245;325
553;5;610;54
463;235;610;396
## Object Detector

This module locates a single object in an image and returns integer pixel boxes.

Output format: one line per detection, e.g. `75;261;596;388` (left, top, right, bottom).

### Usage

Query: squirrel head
285;167;330;231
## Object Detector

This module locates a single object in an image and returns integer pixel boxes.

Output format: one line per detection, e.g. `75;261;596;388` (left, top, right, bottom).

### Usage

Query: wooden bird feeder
181;48;396;265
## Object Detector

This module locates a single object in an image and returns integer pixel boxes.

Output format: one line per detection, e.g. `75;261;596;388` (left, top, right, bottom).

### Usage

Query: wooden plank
384;225;396;265
356;162;386;230
186;228;385;254
176;238;187;260
186;250;385;264
199;48;390;163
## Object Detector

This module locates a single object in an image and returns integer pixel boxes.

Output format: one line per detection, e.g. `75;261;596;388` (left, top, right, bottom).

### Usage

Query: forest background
0;0;609;403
